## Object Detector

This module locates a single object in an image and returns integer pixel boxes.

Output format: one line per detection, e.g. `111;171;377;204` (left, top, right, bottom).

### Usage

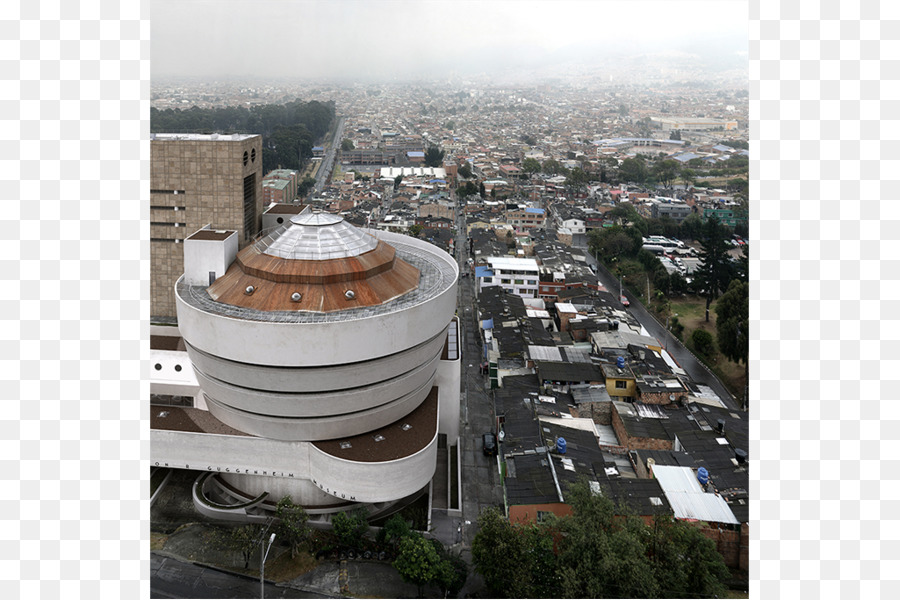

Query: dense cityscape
149;65;750;598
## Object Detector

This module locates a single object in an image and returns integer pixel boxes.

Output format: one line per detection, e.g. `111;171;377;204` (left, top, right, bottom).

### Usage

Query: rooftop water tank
697;467;709;486
616;356;625;369
556;437;567;455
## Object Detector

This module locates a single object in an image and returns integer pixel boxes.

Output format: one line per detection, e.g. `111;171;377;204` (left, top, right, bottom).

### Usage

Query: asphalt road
313;117;345;194
453;192;505;545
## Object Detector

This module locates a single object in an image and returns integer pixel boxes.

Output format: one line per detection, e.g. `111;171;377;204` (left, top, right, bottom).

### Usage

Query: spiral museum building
150;207;460;522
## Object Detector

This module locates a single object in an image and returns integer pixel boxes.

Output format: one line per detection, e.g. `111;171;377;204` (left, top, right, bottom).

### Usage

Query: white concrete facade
478;256;540;299
153;216;460;518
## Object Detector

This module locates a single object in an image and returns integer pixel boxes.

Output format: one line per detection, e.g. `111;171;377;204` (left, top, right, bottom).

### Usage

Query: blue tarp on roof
525;207;545;214
428;179;447;184
475;266;494;278
407;151;425;157
482;318;494;330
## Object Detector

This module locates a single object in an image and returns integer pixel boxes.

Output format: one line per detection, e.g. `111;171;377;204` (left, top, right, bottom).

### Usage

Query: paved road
313;117;345;194
453;192;504;546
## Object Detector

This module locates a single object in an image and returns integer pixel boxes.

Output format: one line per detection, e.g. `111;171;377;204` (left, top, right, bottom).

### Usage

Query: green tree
341;138;354;151
297;176;316;198
565;167;589;196
522;157;542;175
652;159;681;189
678;212;703;242
669;129;682;141
214;524;263;569
653;269;671;295
444;120;456;130
541;158;563;175
436;549;468;598
472;508;548;598
716;279;749;408
332;509;369;548
275;496;310;559
394;174;403;188
670;271;689;296
649;515;730;598
617;157;647;183
556;482;659;599
691;329;716;356
458;180;478;198
694;215;733;321
408;223;424;238
457;164;473;179
595;228;635;260
479;182;486;198
393;533;444;597
424;145;445;167
379;513;412;549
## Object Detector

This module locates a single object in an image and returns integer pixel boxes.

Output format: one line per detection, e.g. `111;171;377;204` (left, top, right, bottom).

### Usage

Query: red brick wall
611;406;673;451
509;503;573;525
698;523;749;573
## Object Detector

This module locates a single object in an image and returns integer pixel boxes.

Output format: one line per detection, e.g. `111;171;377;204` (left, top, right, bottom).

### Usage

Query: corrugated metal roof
652;465;702;492
663;491;739;524
652;465;738;524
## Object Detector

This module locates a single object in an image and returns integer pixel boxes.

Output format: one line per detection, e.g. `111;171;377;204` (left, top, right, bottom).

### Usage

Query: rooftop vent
291;292;302;302
345;290;356;300
735;448;747;464
340;441;352;449
373;434;385;442
401;424;412;431
244;285;255;295
716;419;726;434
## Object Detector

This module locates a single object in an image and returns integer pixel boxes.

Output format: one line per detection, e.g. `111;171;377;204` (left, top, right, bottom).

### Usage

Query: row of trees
150;99;336;174
471;481;731;598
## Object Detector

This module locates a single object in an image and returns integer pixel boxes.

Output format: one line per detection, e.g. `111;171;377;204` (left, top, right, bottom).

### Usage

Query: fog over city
151;0;748;84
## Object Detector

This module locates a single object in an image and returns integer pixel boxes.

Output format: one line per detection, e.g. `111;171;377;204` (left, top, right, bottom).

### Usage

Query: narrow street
453;192;505;546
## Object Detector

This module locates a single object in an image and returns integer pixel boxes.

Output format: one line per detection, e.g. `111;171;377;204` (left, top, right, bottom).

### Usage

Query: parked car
620;295;630;307
482;432;497;456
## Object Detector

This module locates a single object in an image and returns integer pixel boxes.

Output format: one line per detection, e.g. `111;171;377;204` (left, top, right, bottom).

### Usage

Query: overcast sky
151;0;748;82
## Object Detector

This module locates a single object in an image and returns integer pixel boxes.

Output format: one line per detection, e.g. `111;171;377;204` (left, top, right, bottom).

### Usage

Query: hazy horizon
151;0;749;84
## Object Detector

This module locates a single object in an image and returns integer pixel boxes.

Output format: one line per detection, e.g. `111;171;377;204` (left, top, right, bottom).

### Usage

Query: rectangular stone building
150;133;263;320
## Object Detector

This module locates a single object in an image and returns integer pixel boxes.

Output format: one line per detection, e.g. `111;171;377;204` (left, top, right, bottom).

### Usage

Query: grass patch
150;532;168;551
264;547;319;583
669;295;747;403
669;295;709;329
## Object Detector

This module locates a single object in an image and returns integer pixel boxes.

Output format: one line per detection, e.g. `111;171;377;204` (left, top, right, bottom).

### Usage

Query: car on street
482;432;497;456
620;295;630;307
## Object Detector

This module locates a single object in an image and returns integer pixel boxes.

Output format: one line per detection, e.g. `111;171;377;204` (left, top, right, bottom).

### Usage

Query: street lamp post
260;532;276;599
